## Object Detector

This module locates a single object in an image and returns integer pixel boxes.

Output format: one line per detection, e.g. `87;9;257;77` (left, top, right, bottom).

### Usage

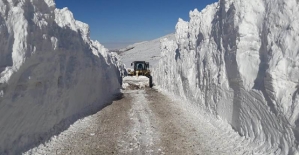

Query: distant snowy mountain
0;0;123;153
119;34;175;68
154;0;299;154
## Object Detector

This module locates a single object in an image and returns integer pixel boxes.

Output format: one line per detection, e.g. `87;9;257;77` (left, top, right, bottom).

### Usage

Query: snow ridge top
44;0;55;8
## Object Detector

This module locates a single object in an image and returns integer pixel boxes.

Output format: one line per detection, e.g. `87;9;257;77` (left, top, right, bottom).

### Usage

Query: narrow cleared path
25;88;276;155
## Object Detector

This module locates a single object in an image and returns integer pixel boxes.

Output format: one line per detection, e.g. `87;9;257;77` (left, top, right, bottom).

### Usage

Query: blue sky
55;0;217;49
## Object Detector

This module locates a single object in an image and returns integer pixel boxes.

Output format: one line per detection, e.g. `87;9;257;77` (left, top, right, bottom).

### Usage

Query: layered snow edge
0;0;124;153
154;0;299;154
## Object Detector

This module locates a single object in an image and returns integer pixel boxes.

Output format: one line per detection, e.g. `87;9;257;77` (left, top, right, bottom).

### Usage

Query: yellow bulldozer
127;61;151;77
124;61;153;88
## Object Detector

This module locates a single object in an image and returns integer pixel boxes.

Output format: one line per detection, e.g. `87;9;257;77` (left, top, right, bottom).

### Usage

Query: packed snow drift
0;0;124;153
154;0;299;154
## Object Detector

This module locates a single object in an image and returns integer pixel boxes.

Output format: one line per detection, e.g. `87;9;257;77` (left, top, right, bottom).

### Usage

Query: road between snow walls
1;0;298;154
0;0;124;154
154;0;299;154
24;87;281;155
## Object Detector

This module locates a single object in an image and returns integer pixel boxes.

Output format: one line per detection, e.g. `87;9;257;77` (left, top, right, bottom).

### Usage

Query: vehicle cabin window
137;63;143;70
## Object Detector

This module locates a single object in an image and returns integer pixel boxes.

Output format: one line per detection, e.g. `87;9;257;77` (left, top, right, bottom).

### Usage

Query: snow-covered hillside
119;34;175;68
154;0;299;154
0;0;124;153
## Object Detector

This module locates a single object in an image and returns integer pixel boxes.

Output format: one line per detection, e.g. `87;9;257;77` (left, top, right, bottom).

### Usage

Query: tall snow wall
0;0;124;153
154;0;299;154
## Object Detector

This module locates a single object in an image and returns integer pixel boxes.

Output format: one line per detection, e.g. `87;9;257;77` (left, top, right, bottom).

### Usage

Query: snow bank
154;0;299;154
0;0;124;153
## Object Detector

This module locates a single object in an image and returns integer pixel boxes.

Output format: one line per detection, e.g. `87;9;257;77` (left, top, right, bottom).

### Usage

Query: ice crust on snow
154;0;299;154
0;0;124;153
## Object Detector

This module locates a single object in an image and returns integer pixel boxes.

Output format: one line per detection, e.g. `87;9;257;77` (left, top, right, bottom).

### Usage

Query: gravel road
25;87;275;155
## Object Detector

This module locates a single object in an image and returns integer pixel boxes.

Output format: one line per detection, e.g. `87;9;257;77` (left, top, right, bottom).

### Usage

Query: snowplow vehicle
127;61;151;77
123;61;153;89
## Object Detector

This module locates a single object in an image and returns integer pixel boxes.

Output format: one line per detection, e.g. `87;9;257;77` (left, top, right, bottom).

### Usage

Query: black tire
148;75;153;88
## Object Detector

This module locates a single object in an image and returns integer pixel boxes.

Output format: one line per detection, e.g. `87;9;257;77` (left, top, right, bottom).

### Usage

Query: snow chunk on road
123;76;150;89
